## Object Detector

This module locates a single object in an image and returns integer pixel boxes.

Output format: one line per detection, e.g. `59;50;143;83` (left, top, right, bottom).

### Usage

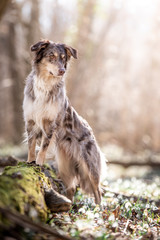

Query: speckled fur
23;40;107;204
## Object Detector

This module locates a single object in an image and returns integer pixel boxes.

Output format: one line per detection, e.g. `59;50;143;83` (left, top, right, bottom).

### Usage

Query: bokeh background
0;0;160;155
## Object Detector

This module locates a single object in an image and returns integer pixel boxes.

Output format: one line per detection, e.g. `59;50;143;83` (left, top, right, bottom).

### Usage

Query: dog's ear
31;40;50;52
64;45;78;59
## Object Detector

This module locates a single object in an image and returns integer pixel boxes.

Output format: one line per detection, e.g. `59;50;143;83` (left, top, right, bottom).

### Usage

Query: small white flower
146;204;150;208
112;221;118;228
143;223;149;229
94;212;99;218
125;201;132;210
75;219;85;230
147;217;153;223
29;207;38;218
108;213;115;222
70;228;77;236
78;207;86;214
86;210;94;219
136;214;140;219
97;218;104;225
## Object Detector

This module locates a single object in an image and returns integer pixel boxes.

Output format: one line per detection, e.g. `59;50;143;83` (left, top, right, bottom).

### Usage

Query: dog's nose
58;68;65;76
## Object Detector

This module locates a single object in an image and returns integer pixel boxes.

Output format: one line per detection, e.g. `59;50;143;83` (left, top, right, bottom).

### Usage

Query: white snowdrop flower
153;190;160;197
148;217;153;223
112;221;118;228
97;218;104;225
118;195;123;200
146;204;150;208
75;220;85;230
94;212;99;218
143;210;148;216
135;206;140;211
108;213;115;222
86;210;94;219
103;180;108;186
125;201;132;210
136;214;140;219
70;228;77;236
124;180;130;188
94;206;100;212
29;208;38;218
117;178;122;184
78;207;86;214
143;223;149;229
76;219;95;230
105;192;114;198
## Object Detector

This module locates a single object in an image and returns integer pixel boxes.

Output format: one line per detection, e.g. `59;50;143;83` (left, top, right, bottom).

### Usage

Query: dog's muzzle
58;68;65;76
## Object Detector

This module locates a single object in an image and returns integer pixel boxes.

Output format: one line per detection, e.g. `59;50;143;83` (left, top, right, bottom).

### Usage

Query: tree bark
8;20;24;144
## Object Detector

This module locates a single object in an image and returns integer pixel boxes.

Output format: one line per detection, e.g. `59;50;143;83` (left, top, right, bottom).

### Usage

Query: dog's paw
36;161;44;166
27;160;36;165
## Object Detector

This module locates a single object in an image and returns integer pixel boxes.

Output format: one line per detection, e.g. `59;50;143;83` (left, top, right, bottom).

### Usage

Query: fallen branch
0;207;73;240
0;155;19;167
109;160;160;168
108;154;160;168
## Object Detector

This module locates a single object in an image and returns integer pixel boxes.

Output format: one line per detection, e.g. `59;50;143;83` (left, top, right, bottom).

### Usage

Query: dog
23;39;107;204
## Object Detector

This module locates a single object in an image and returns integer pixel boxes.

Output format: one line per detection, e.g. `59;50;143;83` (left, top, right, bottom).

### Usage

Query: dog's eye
61;55;66;62
49;55;56;61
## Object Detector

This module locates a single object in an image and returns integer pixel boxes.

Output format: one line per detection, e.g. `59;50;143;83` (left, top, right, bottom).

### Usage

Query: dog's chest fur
23;74;65;128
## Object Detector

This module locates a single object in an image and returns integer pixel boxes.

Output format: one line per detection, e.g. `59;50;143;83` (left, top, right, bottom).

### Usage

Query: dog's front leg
26;120;36;163
36;119;54;166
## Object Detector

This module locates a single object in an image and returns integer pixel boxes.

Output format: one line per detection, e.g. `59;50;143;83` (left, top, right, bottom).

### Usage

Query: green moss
43;163;56;178
0;162;53;221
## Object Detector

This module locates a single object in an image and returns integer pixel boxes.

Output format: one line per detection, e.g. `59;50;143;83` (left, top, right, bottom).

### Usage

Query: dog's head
31;39;77;78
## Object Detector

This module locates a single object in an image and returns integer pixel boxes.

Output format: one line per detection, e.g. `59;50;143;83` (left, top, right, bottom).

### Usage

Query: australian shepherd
23;39;107;204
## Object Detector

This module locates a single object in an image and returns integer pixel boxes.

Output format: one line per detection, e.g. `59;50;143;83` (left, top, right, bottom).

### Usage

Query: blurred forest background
0;0;160;153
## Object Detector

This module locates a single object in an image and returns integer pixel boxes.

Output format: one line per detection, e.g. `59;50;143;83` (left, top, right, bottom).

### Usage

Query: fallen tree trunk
0;207;73;240
109;160;160;168
109;154;160;168
0;160;71;222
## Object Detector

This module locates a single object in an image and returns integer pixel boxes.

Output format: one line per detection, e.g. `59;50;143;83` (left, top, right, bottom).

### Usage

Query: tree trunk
8;20;24;144
0;0;10;20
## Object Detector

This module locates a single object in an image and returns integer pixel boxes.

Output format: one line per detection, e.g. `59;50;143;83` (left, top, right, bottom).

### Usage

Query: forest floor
0;144;160;239
47;159;160;240
51;176;160;239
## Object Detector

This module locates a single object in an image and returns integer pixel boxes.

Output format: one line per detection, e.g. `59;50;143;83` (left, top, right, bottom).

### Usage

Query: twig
123;219;130;234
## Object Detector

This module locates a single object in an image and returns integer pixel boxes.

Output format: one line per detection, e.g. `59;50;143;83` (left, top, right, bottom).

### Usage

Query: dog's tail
77;147;107;204
89;149;107;204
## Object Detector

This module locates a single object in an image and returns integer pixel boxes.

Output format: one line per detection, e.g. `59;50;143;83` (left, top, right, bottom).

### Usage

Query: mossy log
0;160;71;222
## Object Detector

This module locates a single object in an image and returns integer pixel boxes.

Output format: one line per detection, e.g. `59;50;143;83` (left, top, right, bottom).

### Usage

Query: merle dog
23;39;106;204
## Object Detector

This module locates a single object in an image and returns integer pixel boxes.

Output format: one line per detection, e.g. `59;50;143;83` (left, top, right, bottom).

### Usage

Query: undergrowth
48;177;160;239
